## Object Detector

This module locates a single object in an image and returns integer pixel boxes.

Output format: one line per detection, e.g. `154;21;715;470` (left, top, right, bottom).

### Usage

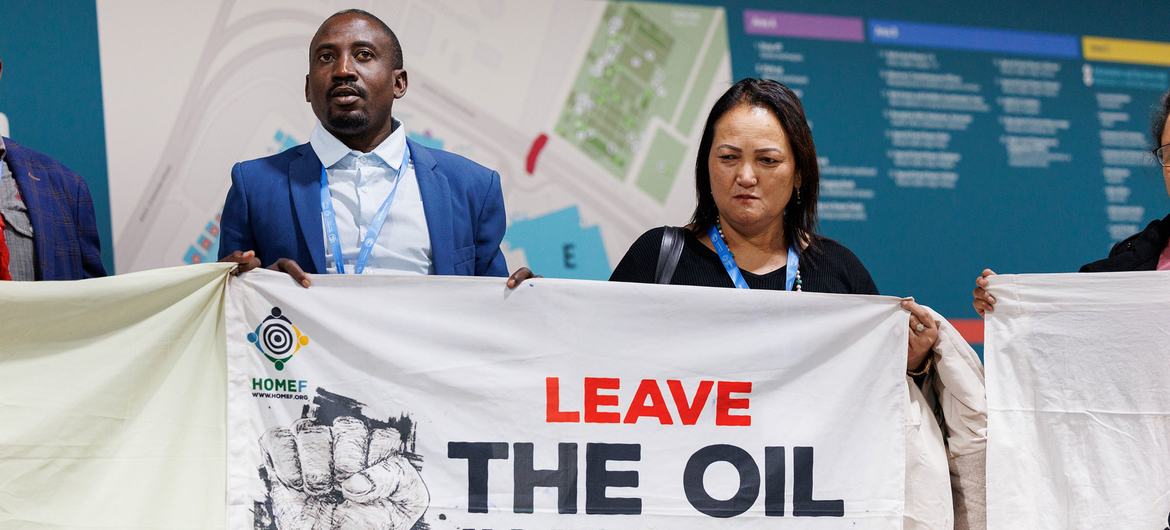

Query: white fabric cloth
310;120;432;275
985;271;1170;530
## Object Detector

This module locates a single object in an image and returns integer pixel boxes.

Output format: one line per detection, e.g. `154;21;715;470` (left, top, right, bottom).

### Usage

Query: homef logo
247;307;310;371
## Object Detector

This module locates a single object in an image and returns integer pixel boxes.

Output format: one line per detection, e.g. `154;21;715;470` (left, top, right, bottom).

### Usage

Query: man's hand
260;416;429;530
219;251;311;288
220;250;261;275
506;267;540;289
268;258;312;288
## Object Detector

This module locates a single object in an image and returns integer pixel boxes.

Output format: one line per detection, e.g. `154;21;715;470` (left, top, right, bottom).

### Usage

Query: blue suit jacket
2;138;106;280
218;139;508;277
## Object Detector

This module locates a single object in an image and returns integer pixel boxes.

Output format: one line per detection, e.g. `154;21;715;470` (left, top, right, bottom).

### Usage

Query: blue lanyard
320;145;411;274
707;224;800;291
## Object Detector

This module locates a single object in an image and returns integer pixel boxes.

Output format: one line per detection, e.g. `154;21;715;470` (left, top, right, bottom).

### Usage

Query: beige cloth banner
0;264;234;530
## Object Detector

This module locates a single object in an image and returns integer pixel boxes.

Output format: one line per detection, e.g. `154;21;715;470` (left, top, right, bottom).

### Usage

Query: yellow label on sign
1083;36;1170;67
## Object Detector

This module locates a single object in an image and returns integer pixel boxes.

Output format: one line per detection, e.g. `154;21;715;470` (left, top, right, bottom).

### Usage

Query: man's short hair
326;8;404;68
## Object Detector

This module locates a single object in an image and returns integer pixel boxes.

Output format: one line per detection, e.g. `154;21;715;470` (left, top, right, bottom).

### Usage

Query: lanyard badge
707;224;800;291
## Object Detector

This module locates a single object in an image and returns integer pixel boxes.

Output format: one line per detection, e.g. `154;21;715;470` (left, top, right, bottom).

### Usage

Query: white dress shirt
310;120;432;275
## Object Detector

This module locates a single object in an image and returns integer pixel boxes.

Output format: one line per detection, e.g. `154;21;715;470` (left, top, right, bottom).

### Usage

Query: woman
608;78;985;529
973;90;1170;314
611;79;936;371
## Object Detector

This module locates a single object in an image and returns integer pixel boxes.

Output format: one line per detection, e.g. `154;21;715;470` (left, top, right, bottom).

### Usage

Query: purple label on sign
743;10;865;42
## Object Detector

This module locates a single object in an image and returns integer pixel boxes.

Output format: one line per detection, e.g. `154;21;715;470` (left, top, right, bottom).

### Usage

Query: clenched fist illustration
259;416;429;529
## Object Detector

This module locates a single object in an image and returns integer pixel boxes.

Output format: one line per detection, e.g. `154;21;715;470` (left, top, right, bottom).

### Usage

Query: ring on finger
914;322;926;333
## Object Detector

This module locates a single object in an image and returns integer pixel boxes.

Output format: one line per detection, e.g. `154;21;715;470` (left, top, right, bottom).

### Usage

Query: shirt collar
309;119;406;170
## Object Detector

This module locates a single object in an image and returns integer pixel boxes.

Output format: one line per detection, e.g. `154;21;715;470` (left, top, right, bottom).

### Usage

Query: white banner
226;270;908;529
985;271;1170;529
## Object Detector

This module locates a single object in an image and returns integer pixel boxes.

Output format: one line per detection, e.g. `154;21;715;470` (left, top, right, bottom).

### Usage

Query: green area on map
555;2;724;184
635;129;688;202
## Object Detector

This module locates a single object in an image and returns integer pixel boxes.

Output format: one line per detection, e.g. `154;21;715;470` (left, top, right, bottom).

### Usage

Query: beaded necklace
714;218;802;292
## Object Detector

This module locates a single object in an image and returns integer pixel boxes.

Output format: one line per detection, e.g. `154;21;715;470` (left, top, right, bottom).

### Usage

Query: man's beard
327;110;369;134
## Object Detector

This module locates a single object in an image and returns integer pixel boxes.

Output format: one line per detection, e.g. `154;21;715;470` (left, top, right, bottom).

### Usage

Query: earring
796;187;802;205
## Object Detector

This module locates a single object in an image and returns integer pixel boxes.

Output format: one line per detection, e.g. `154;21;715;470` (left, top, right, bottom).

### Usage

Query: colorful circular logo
247;307;309;370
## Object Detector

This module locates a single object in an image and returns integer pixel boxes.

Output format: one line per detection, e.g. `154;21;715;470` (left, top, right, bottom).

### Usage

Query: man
219;9;507;285
0;59;107;281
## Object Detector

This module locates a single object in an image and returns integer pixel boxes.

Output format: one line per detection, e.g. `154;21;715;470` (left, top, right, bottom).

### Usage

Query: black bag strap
654;226;686;284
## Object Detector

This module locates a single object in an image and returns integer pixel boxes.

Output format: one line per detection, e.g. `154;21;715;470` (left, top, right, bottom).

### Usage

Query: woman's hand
506;267;540;289
972;268;997;317
901;300;940;372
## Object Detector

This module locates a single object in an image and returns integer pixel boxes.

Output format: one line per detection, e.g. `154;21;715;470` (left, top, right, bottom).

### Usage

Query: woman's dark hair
1153;89;1170;148
690;78;819;253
